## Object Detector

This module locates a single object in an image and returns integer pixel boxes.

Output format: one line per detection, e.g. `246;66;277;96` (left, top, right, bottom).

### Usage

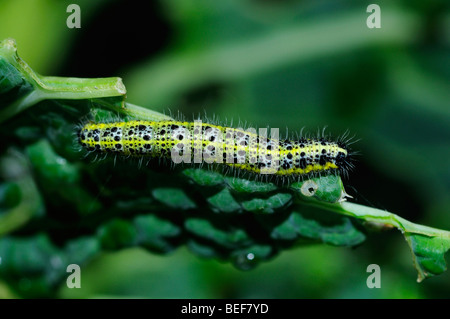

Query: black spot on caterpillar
77;119;355;183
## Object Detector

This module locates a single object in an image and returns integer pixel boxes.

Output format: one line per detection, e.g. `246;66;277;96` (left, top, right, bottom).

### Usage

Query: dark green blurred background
0;0;449;298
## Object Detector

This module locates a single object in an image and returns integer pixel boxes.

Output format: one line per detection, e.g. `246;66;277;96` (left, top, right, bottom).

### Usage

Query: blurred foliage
0;0;449;298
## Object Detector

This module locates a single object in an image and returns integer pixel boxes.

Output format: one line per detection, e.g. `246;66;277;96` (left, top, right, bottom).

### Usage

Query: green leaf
183;168;224;186
291;174;348;203
26;139;102;215
152;188;197;210
334;202;450;282
405;234;450;282
224;177;277;193
98;219;138;250
271;208;366;246
207;188;242;213
185;218;252;250
241;193;292;214
134;214;182;253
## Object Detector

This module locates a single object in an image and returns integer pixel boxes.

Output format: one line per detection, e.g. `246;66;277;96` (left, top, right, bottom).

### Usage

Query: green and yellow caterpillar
78;120;354;181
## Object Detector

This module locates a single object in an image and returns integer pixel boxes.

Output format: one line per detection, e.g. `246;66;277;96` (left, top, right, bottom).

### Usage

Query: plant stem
301;198;450;239
0;38;126;123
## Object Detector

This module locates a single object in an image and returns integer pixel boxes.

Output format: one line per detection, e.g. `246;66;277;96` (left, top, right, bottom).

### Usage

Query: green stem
0;39;126;123
120;103;173;121
298;197;450;282
302;198;450;239
0;76;126;122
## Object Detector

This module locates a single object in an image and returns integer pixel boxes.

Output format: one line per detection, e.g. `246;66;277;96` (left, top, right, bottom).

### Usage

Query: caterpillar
77;119;354;182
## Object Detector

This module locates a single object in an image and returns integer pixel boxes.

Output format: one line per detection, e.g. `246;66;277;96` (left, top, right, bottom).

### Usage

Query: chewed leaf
291;175;349;203
404;233;450;282
339;202;450;282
